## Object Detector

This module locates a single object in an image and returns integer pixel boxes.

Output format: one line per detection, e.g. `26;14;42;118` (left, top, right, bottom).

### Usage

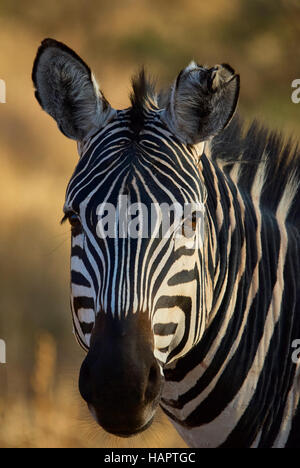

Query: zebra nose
78;351;162;435
78;357;93;404
145;362;161;402
79;354;161;405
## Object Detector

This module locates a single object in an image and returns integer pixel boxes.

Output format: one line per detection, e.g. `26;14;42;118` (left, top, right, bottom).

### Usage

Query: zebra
32;38;300;448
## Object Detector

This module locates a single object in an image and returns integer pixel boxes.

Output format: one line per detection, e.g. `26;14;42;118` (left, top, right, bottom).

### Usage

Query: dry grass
0;332;186;448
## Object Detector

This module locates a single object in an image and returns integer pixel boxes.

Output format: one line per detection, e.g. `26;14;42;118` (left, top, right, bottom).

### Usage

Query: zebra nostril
149;364;158;383
79;359;92;404
145;363;161;402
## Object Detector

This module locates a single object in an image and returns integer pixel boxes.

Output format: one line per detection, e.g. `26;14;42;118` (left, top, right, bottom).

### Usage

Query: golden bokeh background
0;0;299;448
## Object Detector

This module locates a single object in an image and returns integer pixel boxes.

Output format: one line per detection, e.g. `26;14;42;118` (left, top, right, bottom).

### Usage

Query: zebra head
32;39;239;437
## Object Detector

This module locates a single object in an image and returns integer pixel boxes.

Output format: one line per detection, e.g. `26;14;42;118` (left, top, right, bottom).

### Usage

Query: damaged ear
32;38;115;141
161;62;240;145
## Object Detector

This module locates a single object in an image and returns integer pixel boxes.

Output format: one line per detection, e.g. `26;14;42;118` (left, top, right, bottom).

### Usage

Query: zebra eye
191;212;197;231
68;214;82;234
182;211;198;238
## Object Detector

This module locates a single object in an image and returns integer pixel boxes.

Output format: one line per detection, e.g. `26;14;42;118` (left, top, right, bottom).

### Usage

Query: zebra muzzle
78;311;163;436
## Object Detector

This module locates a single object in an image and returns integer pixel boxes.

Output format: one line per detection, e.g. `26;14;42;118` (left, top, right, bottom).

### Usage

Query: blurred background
0;0;299;448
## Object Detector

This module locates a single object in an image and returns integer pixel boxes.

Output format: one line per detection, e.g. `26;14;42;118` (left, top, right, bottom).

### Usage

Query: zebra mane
129;69;158;136
211;115;300;229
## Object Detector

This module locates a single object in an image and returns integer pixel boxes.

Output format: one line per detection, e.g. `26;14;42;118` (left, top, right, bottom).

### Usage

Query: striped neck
199;153;246;330
161;148;300;447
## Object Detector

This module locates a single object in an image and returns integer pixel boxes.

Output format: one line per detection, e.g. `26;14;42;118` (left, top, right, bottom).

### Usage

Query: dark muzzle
79;311;162;436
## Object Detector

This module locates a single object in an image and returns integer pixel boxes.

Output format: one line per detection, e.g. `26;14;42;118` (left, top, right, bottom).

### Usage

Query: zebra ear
161;62;240;145
32;38;115;141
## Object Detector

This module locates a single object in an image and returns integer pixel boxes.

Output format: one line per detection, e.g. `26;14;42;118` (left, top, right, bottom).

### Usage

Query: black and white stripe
32;40;300;447
66;108;207;366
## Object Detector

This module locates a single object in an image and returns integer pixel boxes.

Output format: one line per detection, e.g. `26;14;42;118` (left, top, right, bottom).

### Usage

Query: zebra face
33;39;239;436
64;113;207;435
64;109;207;359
